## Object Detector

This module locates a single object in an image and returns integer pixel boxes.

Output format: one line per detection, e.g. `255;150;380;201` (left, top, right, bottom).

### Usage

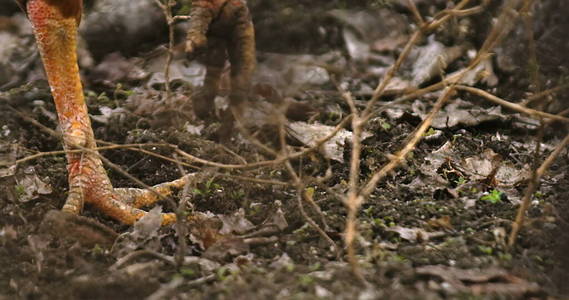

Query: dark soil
1;1;568;299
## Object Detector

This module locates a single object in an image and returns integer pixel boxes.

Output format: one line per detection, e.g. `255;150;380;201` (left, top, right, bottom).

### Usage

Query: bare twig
363;30;423;118
11;102;190;206
215;173;290;186
508;133;569;247
175;114;353;170
363;0;533;203
10;103;343;192
15;143;169;165
456;85;569;123
153;0;186;103
276;112;339;258
522;82;569;107
426;0;473;31
361;87;453;198
173;154;192;268
339;0;529;279
110;249;176;270
406;0;424;26
146;277;184;300
507;0;547;248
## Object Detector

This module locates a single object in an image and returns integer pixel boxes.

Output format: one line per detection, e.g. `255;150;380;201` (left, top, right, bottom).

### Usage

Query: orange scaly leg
26;0;191;226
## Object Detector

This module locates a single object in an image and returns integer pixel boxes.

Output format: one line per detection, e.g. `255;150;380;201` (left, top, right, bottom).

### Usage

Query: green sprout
478;245;493;255
424;127;437;137
481;189;503;204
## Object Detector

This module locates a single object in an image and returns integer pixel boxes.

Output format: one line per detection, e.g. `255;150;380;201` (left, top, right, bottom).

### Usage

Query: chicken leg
20;0;192;225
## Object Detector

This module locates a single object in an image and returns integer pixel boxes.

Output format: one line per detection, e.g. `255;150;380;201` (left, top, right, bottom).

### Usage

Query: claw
26;0;196;226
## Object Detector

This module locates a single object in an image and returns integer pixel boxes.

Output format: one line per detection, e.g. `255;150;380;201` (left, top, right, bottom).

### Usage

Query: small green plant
455;176;467;186
94;91;113;106
193;177;222;197
230;189;245;201
113;83;134;100
216;266;234;281
309;262;321;272
14;185;25;198
381;216;396;227
285;263;295;272
452;133;463;143
481;189;503;204
391;254;408;263
478;245;493;255
498;252;512;261
298;274;314;287
179;267;197;278
372;218;386;229
380;120;392;130
304;187;315;199
90;244;105;256
424;127;437;137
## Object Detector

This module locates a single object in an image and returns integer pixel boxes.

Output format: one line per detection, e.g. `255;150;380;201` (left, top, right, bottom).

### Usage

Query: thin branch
361;87;453;199
175;114;353;170
110;249;176;270
426;0;473;31
15;143;169;165
406;0;424;26
508;132;569;247
215;173;290;186
522;82;569;106
456;85;569;123
363;30;423;118
153;0;185;102
172;153;191;268
277;112;339;258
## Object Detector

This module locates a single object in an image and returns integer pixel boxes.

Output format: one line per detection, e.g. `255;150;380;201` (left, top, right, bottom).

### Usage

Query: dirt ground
1;0;568;299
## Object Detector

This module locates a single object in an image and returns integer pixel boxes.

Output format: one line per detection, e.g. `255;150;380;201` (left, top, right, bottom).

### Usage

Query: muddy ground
1;0;568;299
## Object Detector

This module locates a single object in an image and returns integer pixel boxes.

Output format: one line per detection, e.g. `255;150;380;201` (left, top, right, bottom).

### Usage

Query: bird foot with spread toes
16;0;205;236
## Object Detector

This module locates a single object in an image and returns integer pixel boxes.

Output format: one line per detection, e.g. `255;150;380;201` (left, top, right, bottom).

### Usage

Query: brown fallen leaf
386;226;445;243
427;216;454;231
416;265;540;296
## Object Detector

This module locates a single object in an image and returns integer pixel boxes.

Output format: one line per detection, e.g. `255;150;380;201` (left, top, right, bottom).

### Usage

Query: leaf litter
1;1;568;299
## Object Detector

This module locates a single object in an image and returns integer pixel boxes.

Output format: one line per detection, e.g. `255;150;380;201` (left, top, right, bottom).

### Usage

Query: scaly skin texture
186;0;256;120
16;0;82;24
24;0;195;226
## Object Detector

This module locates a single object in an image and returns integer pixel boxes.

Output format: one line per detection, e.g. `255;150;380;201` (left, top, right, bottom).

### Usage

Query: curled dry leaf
412;99;506;129
326;9;407;61
416;265;540;295
461;148;530;185
219;208;255;235
111;206;163;258
386;226;445;243
270;253;294;270
15;166;52;203
410;37;466;86
202;237;249;262
288;121;371;163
